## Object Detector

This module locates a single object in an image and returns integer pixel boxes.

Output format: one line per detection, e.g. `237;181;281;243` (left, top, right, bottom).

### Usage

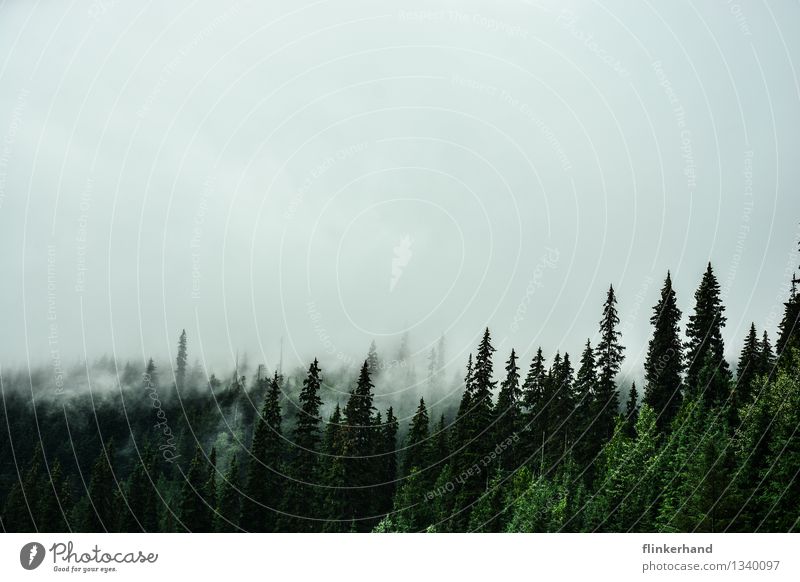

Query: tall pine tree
451;328;495;528
283;361;324;532
759;331;775;377
644;272;683;431
175;329;188;390
776;267;800;361
735;323;761;407
494;349;521;471
572;340;598;471
366;341;380;375
684;263;731;403
594;285;625;442
342;361;379;531
520;348;547;467
242;372;283;532
403;398;430;476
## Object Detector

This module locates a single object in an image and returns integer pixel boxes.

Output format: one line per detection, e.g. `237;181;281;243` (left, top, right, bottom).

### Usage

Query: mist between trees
2;239;800;533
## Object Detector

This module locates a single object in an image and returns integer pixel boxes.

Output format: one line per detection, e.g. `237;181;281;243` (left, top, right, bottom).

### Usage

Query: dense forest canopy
2;243;800;533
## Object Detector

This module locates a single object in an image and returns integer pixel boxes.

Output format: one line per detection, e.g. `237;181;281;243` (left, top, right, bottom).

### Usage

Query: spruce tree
736;323;761;406
572;340;598;470
243;372;283;532
145;357;158;382
342;361;379;531
495;349;521;470
644;272;683;430
777;270;800;361
759;331;775;377
403;398;430;476
366;341;380;375
520;348;547;466
536;351;560;468
452;328;495;528
427;347;438;388
176;329;188;390
469;328;497;422
594;285;625;442
546;351;575;466
684;263;731;403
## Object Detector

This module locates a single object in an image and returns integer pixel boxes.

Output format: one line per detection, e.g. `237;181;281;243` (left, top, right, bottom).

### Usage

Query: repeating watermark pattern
723;150;755;301
390;235;413;292
307;299;357;366
47;246;65;395
652;61;696;193
0;88;29;211
398;10;530;39
621;275;655;337
284;141;370;221
450;74;573;172
190;177;214;300
726;0;753;37
144;372;181;463
556;9;630;78
765;221;800;332
74;176;93;295
424;433;519;502
306;298;411;370
87;0;119;21
138;3;244;119
510;247;560;332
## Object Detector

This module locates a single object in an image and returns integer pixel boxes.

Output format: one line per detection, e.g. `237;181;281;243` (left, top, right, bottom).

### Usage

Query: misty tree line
2;247;800;532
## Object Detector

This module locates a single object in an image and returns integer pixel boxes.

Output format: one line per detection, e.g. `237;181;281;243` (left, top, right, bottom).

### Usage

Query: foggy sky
1;0;799;384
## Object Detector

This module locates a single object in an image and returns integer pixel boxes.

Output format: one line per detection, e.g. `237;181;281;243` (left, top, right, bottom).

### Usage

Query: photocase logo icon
390;235;413;292
20;542;45;570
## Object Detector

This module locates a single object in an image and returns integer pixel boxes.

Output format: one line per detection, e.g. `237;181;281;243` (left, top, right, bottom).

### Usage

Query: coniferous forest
2;245;800;533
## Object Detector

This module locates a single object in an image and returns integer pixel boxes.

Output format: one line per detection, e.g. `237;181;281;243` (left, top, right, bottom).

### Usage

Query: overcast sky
1;0;799;381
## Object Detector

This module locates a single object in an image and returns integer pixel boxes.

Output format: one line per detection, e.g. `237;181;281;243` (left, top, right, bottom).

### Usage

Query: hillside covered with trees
2;245;800;533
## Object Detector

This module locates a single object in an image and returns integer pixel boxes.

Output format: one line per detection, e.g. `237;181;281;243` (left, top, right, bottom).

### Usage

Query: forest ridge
2;243;800;533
